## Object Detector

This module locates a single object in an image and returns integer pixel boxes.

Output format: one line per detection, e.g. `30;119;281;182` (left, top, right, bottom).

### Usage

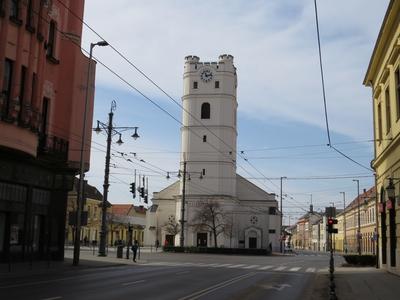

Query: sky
81;0;389;225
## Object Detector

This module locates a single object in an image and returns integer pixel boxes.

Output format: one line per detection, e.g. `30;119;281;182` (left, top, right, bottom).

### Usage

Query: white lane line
258;265;273;270
121;280;146;286
176;271;190;275
306;267;316;273
41;297;62;300
227;264;245;268
274;266;287;271
242;265;260;269
289;267;301;272
177;272;257;300
203;263;220;267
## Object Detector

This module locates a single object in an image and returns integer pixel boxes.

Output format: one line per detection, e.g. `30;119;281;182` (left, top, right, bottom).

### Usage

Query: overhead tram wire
52;0;282;193
313;0;373;172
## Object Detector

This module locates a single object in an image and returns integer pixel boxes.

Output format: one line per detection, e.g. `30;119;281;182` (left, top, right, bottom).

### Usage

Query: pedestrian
131;239;139;262
269;242;272;253
155;239;160;251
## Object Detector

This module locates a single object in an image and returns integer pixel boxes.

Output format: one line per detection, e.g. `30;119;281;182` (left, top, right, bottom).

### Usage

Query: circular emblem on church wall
250;216;258;225
168;215;175;222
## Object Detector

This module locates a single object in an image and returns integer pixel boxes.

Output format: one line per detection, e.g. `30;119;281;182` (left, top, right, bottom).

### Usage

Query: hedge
343;254;377;266
162;246;271;255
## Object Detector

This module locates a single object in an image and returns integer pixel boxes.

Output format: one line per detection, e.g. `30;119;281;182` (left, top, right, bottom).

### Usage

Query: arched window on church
201;102;210;119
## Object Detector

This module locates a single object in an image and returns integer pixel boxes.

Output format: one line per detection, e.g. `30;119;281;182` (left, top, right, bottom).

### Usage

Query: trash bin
117;245;124;258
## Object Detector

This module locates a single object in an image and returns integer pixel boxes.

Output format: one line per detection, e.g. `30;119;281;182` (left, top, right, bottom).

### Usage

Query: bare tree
163;219;180;237
223;214;237;248
191;201;227;247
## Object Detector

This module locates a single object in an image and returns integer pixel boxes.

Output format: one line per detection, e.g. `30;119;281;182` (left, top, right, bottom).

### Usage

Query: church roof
152;180;180;200
236;174;276;201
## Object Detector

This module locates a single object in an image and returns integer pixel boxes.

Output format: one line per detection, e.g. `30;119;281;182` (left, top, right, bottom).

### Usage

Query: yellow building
108;204;146;246
334;188;377;254
363;0;400;275
66;180;109;246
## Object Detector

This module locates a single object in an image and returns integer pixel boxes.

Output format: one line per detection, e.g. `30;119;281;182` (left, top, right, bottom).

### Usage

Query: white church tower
181;54;237;198
146;54;280;250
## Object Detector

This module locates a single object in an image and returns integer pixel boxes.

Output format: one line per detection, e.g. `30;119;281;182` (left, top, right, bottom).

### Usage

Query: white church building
145;54;280;250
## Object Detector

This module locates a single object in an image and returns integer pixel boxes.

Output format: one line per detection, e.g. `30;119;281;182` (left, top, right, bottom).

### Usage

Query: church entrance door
249;237;257;249
197;233;207;247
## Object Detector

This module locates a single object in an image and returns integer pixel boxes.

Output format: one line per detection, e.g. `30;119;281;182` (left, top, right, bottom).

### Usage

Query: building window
215;81;219;88
396;68;400;121
26;0;34;31
269;207;277;215
41;97;49;136
46;20;57;58
203;135;207;142
377;103;382;142
385;88;391;134
0;0;5;17
19;66;27;119
201;102;210;119
2;59;13;113
202;169;206;176
193;81;198;89
269;229;276;234
31;72;37;104
10;0;19;19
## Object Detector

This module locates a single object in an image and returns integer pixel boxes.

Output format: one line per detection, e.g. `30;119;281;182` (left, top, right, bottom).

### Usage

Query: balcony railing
38;134;69;162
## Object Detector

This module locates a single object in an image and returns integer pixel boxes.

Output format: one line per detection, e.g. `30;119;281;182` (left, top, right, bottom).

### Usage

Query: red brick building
0;0;95;261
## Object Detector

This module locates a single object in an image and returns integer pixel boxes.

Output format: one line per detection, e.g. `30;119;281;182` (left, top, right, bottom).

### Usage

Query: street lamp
95;100;140;257
340;192;347;253
73;40;108;266
353;179;361;255
166;162;203;247
280;176;287;253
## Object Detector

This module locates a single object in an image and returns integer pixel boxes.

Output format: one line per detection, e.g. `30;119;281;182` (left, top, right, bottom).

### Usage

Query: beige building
363;0;400;275
334;187;377;254
66;180;106;245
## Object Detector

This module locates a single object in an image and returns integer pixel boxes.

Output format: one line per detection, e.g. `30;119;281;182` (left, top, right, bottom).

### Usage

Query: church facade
145;55;280;250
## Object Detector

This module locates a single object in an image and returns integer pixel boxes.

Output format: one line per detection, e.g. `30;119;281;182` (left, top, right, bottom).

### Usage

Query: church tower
181;54;238;198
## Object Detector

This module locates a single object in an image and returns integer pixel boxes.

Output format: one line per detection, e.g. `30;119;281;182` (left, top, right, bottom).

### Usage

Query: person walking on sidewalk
131;240;139;262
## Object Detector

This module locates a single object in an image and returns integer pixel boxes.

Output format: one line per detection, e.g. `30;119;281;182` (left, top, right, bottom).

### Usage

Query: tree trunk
213;229;217;247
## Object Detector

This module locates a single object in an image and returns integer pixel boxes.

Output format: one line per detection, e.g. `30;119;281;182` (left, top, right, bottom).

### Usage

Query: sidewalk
333;266;400;300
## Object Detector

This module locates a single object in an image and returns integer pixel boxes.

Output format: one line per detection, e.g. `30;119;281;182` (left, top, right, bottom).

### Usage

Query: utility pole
280;176;287;253
95;101;139;257
73;40;108;266
353;179;361;255
340;192;346;253
180;161;187;247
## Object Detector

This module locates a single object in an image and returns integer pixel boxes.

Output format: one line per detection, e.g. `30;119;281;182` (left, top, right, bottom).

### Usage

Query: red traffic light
328;218;338;225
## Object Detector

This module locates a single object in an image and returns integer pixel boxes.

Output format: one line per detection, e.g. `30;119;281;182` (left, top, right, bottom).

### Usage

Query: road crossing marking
212;263;232;267
242;265;260;269
274;266;287;271
289;267;301;272
306;267;316;273
227;264;245;268
258;265;273;270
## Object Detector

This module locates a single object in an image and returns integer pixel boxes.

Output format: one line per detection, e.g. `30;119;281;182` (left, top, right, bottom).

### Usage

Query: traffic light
139;187;145;198
129;183;135;197
327;218;338;234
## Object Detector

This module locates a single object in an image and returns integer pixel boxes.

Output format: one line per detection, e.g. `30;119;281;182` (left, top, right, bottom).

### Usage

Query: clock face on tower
200;69;213;82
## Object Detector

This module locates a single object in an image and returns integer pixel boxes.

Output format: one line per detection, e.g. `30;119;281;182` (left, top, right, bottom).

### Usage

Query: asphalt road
1;250;340;300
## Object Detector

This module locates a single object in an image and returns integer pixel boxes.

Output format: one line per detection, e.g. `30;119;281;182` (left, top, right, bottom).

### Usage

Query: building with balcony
363;0;400;275
0;0;95;261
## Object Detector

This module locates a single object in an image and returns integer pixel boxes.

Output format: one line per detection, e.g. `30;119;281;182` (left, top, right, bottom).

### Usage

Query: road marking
121;280;146;286
212;263;232;268
242;265;260;269
203;263;220;267
306;267;316;273
274;266;287;271
258;265;273;270
227;264;245;268
178;272;257;300
176;271;190;275
261;283;292;291
318;268;329;273
41;297;62;300
289;267;301;272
